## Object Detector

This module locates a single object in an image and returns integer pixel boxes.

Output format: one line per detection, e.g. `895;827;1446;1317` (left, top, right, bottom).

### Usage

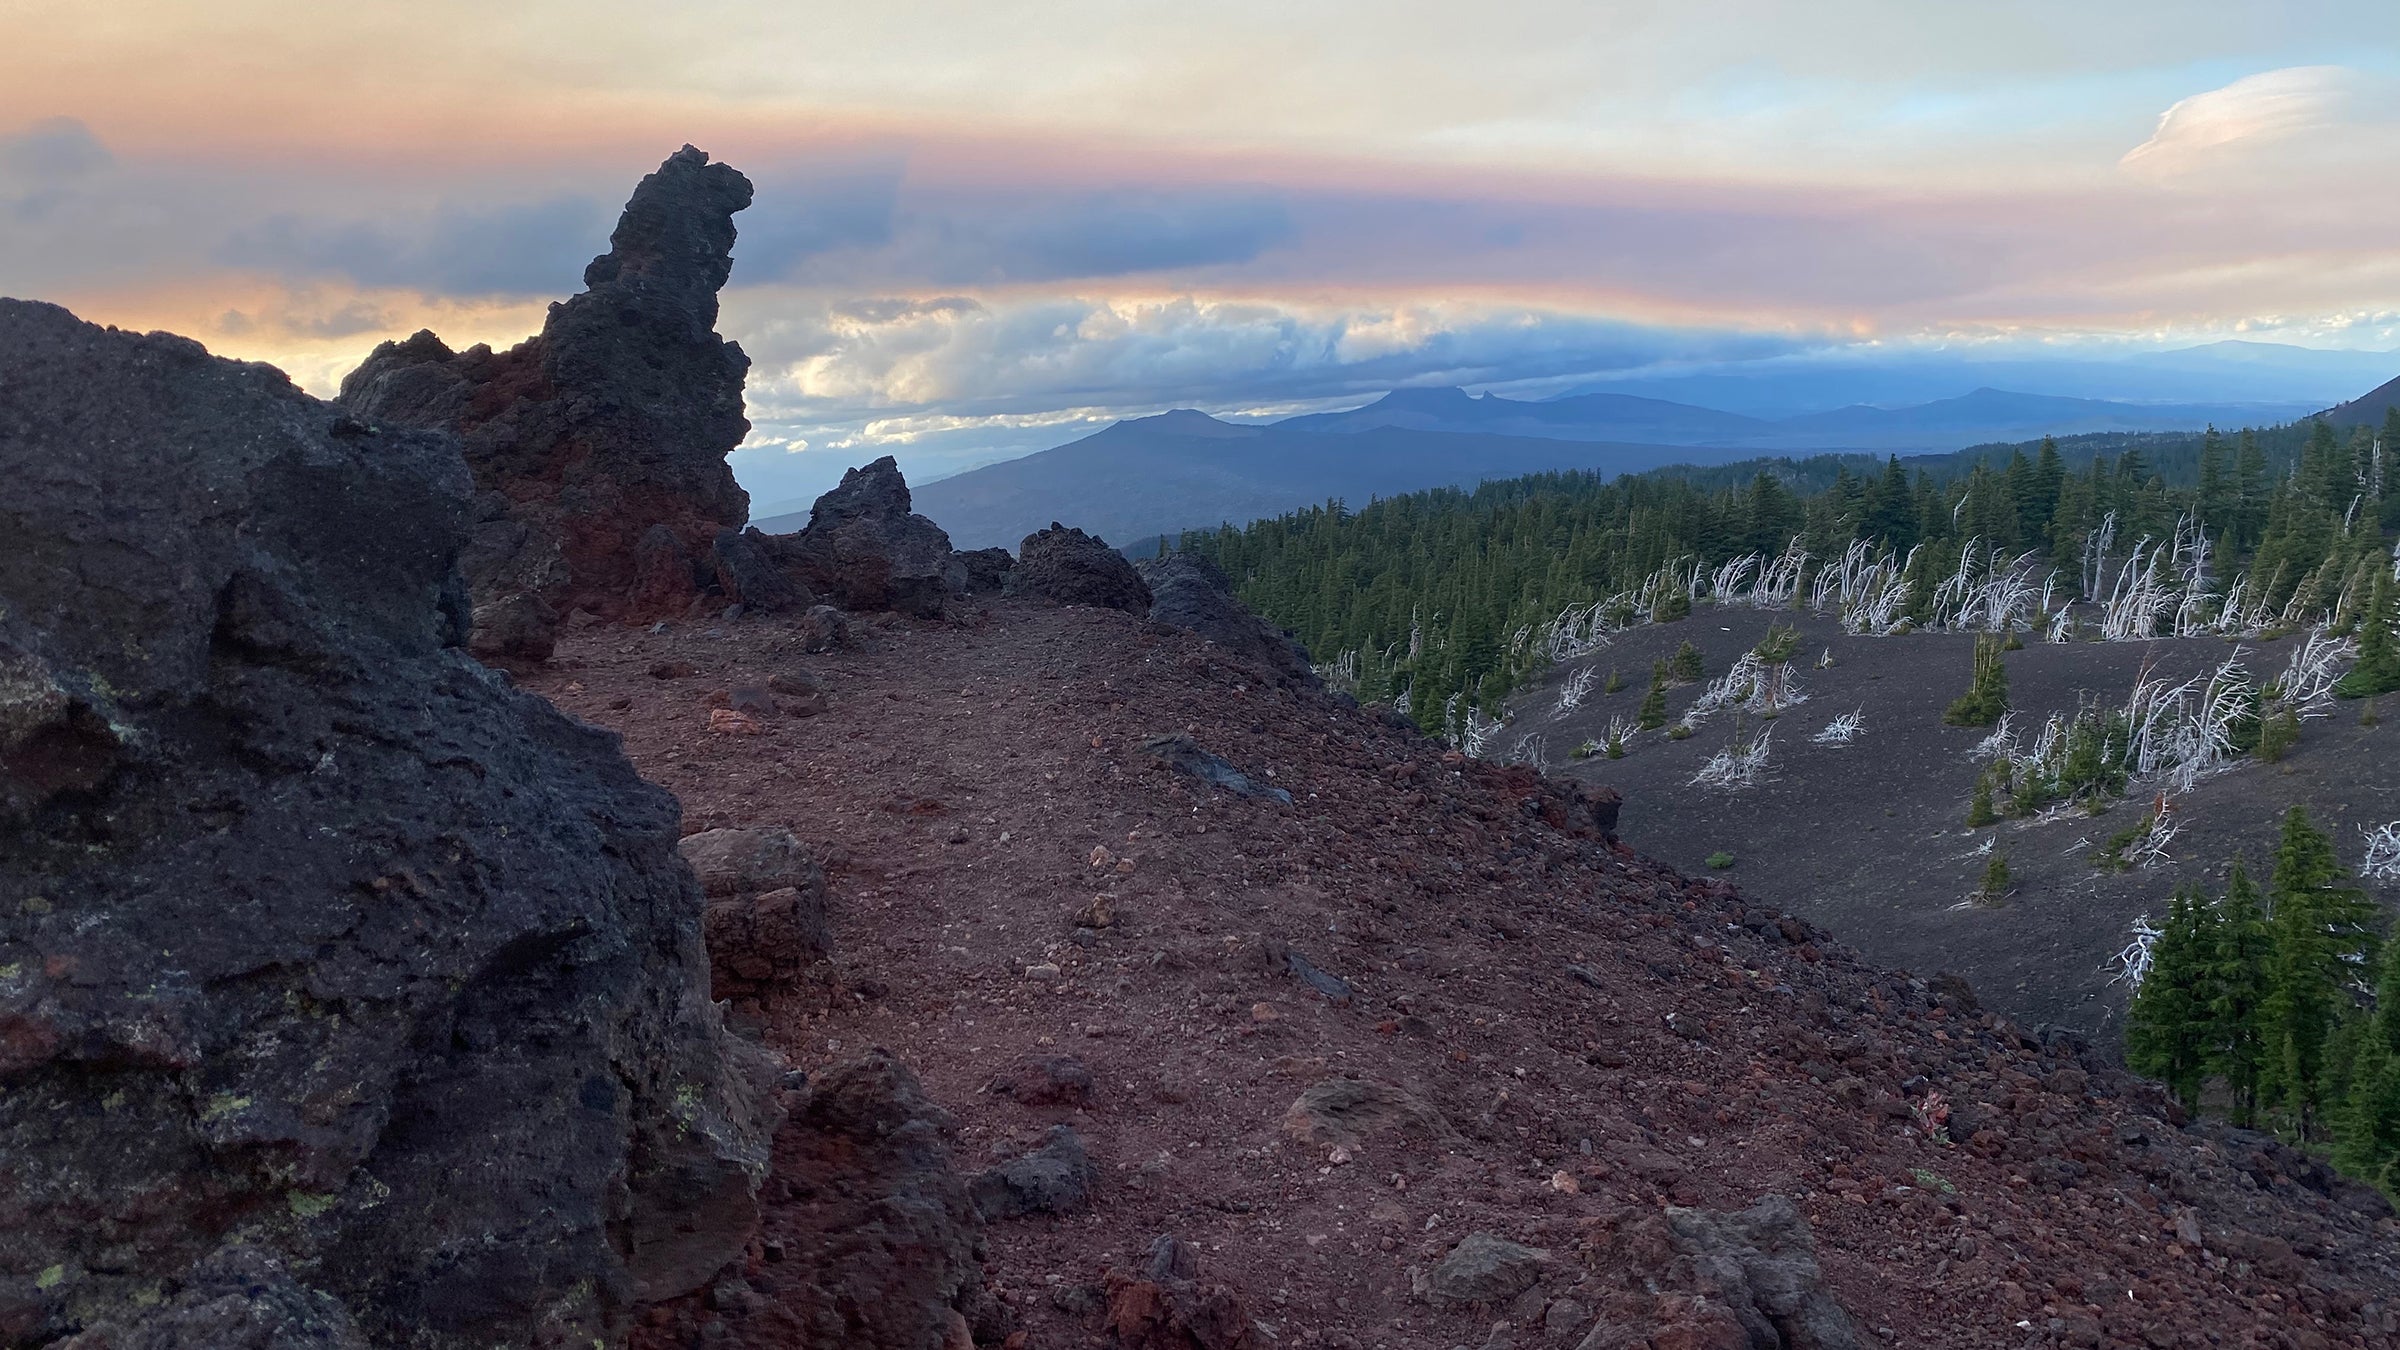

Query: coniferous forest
1182;415;2400;725
1186;411;2400;1193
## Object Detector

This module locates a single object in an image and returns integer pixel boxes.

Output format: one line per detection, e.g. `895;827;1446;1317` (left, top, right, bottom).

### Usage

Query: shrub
1966;776;1998;828
2260;703;2301;762
1975;853;2012;904
1669;640;1705;684
1667;723;1694;740
1638;665;1669;729
1705;851;1735;870
1943;634;2010;728
1753;622;1800;664
1603;667;1625;694
1569;739;1601;760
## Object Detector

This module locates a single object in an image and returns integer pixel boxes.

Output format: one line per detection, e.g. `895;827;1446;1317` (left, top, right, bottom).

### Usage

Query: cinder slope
538;598;2400;1350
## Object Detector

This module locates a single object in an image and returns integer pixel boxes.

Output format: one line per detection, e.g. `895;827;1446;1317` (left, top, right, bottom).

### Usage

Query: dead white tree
1555;663;1599;713
1811;709;1865;745
2112;916;2163;990
2362;822;2400;883
2276;627;2357;718
1691;726;1775;790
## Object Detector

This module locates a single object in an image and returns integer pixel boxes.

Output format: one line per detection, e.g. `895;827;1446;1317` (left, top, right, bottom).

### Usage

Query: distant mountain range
880;411;1759;550
1558;340;2400;418
816;384;2318;549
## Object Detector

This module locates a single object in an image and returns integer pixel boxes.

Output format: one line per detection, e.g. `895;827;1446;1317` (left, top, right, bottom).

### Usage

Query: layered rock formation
339;145;756;661
0;299;777;1346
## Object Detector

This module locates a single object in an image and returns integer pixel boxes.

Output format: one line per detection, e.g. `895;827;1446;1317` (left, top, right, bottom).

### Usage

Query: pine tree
2263;805;2381;1134
2211;860;2275;1128
1638;663;1668;730
1966;775;1997;828
1669;640;1704;683
2335;570;2400;699
2336;954;2400;1190
2127;885;2223;1113
1976;852;2011;903
1943;634;2010;727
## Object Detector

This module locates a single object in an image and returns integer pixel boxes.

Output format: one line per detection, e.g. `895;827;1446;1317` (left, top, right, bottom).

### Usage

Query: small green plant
1943;634;2010;728
1667;722;1694;740
1603;667;1626;694
1975;852;2013;905
1638;664;1669;729
1966;775;1998;828
1908;1167;1957;1195
1669;640;1705;684
2001;625;2025;652
1705;851;1735;870
1753;622;1800;664
2361;697;2381;729
1606;731;1626;759
2259;702;2301;762
1569;739;1601;760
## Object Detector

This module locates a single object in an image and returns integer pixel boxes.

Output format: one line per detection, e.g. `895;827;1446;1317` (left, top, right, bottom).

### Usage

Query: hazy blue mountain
1274;385;1769;442
905;409;1750;549
1750;387;2313;448
1274;384;2309;451
1559;341;2395;417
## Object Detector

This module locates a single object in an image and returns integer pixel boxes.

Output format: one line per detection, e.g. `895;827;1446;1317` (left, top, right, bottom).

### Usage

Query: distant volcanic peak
580;144;754;303
1376;385;1475;408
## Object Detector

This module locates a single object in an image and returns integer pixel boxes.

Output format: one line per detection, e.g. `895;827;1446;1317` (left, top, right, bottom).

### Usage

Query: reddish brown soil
533;599;2400;1350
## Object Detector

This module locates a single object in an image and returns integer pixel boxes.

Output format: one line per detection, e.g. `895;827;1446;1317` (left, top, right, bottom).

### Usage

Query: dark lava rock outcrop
639;1052;992;1350
762;456;966;616
0;298;777;1346
1009;522;1153;613
339;145;756;661
1136;550;1314;686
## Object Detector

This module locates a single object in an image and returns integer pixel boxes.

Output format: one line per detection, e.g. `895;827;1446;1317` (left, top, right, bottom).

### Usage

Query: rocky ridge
539;593;2400;1350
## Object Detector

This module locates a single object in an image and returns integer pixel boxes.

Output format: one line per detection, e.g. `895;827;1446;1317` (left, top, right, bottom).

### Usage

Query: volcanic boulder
763;455;967;616
1136;550;1315;686
0;299;777;1346
339;145;757;660
1010;522;1153;613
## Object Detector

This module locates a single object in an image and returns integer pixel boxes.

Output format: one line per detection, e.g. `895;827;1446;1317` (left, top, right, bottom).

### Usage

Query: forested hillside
1183;414;2400;723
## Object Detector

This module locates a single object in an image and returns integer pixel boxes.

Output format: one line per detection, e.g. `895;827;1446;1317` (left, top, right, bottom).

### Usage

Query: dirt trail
534;598;2400;1350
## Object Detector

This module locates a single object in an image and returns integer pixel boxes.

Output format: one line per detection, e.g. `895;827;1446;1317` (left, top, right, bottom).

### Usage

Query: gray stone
971;1124;1098;1220
1418;1233;1551;1307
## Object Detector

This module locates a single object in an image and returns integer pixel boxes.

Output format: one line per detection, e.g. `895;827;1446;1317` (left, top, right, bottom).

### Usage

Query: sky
6;1;2400;510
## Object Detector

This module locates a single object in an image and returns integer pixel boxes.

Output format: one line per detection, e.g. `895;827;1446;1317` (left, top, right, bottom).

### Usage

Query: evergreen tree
2212;861;2275;1128
1943;634;2010;727
2127;885;2223;1113
1638;664;1668;730
1966;775;1997;828
2335;954;2400;1191
2335;570;2400;699
2264;806;2381;1133
1864;455;1916;549
1669;639;1704;683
